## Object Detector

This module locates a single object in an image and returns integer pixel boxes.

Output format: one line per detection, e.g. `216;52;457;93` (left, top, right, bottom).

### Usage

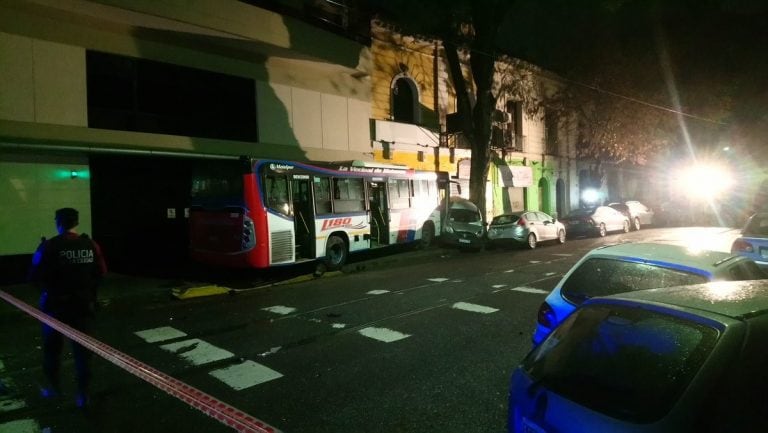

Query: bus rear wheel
324;235;348;271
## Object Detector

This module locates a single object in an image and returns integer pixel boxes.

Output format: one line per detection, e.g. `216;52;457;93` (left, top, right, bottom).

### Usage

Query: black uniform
31;232;106;398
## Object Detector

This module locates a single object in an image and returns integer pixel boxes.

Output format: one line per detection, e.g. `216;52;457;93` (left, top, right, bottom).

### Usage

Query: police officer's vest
44;234;99;303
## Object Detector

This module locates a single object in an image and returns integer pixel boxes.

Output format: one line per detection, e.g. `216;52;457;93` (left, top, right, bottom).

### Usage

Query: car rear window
522;304;719;423
491;215;519;225
561;258;708;304
743;214;768;236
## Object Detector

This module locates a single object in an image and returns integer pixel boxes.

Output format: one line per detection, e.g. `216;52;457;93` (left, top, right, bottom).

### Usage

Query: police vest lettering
60;249;95;263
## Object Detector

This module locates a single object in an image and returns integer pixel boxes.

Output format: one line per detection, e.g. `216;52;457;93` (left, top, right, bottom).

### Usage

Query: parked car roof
586;242;738;272
598;279;768;320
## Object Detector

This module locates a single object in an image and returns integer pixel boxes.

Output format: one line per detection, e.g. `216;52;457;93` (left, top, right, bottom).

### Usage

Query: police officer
29;208;107;408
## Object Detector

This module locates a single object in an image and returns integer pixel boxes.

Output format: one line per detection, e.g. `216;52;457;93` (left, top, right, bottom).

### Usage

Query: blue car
531;242;765;347
510;280;768;433
731;212;768;272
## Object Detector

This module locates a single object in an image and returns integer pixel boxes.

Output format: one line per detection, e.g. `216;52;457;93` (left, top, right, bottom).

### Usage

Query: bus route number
321;217;352;231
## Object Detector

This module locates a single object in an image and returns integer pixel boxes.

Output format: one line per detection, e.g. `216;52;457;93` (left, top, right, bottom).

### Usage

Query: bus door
367;180;389;246
291;175;314;259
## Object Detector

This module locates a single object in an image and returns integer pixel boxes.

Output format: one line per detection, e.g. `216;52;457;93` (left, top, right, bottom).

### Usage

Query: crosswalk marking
134;326;188;343
492;284;507;288
0;419;38;433
427;278;449;282
512;287;549;294
367;290;390;295
358;327;411;343
262;305;297;315
160;339;234;366
209;360;283;391
452;302;499;314
0;398;26;413
544;272;557;276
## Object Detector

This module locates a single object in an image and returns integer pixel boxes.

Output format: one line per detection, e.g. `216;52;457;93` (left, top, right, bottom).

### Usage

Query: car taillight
517;218;527;226
537;302;556;329
732;239;754;253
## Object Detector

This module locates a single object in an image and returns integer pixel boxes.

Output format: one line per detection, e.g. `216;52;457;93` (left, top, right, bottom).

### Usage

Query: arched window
391;75;420;124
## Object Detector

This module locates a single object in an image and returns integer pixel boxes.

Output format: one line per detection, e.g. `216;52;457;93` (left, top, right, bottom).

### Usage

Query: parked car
731;212;768;272
532;242;765;346
441;197;485;251
486;211;566;249
510;280;768;433
562;206;629;237
608;200;654;230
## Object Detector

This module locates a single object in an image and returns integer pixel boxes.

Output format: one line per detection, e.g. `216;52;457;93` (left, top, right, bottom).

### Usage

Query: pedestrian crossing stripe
0;419;38;433
512;287;549;294
134;326;188;343
209;360;283;391
452;302;499;314
358;327;411;343
160;339;234;366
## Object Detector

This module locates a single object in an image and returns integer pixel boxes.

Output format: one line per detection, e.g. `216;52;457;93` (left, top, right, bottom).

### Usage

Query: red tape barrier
0;290;281;433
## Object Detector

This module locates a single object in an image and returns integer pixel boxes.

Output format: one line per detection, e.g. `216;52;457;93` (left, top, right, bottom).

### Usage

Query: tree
372;0;515;218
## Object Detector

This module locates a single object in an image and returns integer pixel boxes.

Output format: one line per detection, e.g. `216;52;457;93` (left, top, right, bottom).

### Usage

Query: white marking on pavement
0;398;26;412
544;272;556;276
452;302;499;314
504;269;515;273
160;339;234;366
0;419;38;433
257;346;282;357
512;287;549;294
332;323;347;329
209;360;283;391
451;279;463;283
492;284;507;288
262;305;297;315
551;253;573;256
358;327;411;343
367;290;390;295
428;278;449;282
529;260;542;264
134;326;188;343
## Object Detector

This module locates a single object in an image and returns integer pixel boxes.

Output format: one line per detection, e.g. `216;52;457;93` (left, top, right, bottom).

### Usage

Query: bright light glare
581;188;600;204
678;164;733;200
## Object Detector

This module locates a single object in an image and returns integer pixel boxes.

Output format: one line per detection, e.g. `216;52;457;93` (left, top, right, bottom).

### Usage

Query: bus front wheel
324;235;348;271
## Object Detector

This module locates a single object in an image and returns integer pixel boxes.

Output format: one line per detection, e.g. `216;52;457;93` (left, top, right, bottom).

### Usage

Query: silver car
486;211;566;249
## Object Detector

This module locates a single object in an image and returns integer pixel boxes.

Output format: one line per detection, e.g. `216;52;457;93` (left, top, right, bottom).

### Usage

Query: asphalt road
0;226;740;433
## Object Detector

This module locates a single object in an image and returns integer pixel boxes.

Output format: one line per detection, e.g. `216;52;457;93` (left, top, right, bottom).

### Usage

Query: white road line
512;287;549;294
492;284;507;288
209;360;283;391
0;398;26;412
529;260;542;264
452;302;499;314
134;326;188;343
427;278;449;282
367;290;390;295
332;323;347;329
0;419;38;433
358;327;411;343
544;272;557;276
262;305;297;315
504;269;515;273
160;339;234;366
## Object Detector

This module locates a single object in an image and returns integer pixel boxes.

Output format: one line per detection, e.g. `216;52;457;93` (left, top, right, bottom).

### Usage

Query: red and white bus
189;158;448;270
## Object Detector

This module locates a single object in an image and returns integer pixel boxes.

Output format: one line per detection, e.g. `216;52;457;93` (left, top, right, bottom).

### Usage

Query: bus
189;158;449;270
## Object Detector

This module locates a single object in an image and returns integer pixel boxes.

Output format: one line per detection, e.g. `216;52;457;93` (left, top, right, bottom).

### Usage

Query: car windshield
523;304;720;423
561;258;709;304
491;215;520;225
567;208;595;217
450;209;481;223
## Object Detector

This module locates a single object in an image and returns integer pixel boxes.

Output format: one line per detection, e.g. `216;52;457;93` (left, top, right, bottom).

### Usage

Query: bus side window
265;174;290;216
389;178;411;209
332;177;365;213
314;177;332;214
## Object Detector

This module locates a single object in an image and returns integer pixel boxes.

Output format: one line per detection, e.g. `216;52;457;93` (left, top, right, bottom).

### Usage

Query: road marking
492;284;507;288
544;272;557;276
529;260;542;264
512;287;549;294
210;360;283;391
427;278;449;282
358;327;411;343
134;326;188;343
0;398;26;412
551;253;573;256
0;419;38;433
452;302;499;314
257;347;282;357
160;339;234;366
504;269;515;273
367;290;390;295
262;305;297;315
332;323;347;329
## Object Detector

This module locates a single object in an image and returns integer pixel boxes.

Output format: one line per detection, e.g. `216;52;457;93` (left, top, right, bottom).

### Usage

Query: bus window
389;178;411;209
332;178;365;213
265;174;290;216
314;176;332;214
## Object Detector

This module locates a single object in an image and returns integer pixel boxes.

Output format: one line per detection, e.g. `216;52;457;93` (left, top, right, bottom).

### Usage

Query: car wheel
557;229;566;244
598;223;607;237
420;221;435;249
633;217;641;231
324;235;348;271
622;220;630;233
527;233;537;249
